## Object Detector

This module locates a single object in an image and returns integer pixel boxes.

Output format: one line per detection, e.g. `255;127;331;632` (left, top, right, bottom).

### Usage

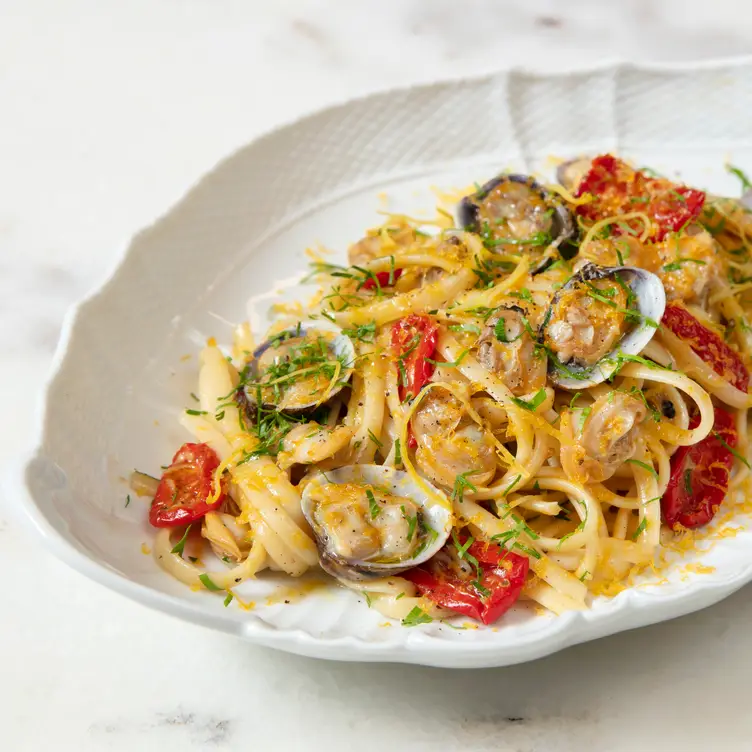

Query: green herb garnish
425;349;470;368
394;438;402;467
625;459;658;478
401;505;418;541
367;489;381;518
727;163;752;192
631;518;648;541
511;388;547;412
714;432;751;469
451;471;478;504
170;524;192;556
402;607;433;627
367;429;383;449
199;573;222;592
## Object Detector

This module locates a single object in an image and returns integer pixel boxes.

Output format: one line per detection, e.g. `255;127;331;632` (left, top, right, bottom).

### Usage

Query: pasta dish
132;154;752;627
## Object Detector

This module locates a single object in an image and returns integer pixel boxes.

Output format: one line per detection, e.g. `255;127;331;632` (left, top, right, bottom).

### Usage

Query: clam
561;392;648;483
301;464;452;582
457;174;576;261
540;262;666;389
243;321;355;412
476;305;547;396
411;389;497;489
556;157;593;193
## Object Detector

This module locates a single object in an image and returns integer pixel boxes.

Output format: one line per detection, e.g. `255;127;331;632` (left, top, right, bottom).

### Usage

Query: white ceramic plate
10;59;752;668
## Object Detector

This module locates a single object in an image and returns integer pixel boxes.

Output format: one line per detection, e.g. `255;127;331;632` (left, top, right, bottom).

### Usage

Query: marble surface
3;1;752;749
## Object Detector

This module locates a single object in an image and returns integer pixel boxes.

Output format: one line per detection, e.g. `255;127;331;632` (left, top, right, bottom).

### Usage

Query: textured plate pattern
10;60;752;667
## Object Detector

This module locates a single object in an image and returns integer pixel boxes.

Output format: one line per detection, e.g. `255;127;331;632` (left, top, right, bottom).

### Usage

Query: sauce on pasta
138;155;752;627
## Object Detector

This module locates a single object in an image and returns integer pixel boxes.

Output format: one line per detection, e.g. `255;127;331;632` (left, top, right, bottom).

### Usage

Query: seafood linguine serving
133;155;752;627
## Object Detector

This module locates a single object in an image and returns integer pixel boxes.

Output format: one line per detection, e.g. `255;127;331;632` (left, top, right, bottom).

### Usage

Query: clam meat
301;464;452;582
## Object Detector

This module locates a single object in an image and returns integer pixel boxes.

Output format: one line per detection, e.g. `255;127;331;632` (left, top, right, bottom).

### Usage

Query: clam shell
541;262;666;389
556;157;593;193
301;464;453;582
243;320;355;412
457;174;575;254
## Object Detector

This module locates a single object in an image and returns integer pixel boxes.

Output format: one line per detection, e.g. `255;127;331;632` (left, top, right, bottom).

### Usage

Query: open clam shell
243;320;355;412
457;174;576;257
301;464;453;582
540;262;666;389
556;157;593;194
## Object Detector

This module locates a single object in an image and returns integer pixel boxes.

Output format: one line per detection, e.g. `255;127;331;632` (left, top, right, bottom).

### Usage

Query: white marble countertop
3;1;752;749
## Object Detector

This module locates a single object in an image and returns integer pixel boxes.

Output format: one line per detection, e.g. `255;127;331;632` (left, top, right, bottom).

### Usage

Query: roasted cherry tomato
391;313;439;403
403;539;529;625
575;155;706;242
361;268;403;291
149;442;226;528
662;303;750;392
661;406;737;530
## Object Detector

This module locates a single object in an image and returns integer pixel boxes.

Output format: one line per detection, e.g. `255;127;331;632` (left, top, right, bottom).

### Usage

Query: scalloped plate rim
8;56;752;668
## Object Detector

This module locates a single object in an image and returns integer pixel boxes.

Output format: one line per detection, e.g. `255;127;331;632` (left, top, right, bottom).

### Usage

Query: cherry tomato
361;269;403;291
403;540;529;625
391;314;439;403
575;155;705;242
662;303;750;392
661;407;737;530
149;443;226;528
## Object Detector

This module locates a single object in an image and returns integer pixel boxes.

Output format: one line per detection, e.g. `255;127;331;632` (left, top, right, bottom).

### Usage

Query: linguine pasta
140;155;752;627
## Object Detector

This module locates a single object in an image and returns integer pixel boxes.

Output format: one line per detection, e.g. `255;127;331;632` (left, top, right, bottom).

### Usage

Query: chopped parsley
448;323;482;335
342;321;377;343
413;522;438;558
452;531;474;559
662;258;706;273
683;468;693;495
502;474;522;497
394;438;402;467
125;494;131;508
401;505;418;541
425;349;470;368
511;388;547;412
491;515;540;559
367;429;383;449
727;163;752;192
631;517;648;541
714;432;751;469
625;458;658;479
223;592;234;607
463;306;499;321
510;288;533;303
199;573;222;592
451;470;478;504
494;316;516;343
171;525;192;556
366;489;381;518
402;607;433;627
569;392;583;409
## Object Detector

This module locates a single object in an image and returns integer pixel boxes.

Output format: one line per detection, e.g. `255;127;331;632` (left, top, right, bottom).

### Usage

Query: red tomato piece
361;268;403;290
575;154;705;242
149;443;226;528
391;313;439;402
403;540;529;625
662;303;750;392
661;407;737;530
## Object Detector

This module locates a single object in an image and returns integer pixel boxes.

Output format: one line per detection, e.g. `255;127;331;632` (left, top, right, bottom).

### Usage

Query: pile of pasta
145;158;752;625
